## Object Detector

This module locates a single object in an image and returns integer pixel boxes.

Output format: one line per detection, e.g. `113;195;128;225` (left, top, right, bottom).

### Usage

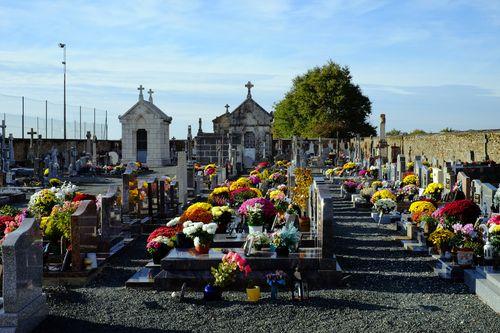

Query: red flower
73;193;97;202
147;225;182;243
440;199;481;224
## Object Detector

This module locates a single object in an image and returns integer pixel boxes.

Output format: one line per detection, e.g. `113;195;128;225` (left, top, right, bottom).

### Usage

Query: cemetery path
35;183;500;333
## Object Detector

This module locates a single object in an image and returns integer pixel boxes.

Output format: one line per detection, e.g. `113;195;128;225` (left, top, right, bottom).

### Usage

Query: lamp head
59;43;65;48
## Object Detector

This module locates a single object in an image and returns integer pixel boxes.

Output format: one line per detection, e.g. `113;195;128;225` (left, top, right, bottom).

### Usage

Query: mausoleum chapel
2;2;500;332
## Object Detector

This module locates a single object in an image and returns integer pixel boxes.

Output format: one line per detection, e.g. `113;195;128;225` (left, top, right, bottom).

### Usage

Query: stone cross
148;89;154;103
27;128;37;148
245;81;254;99
138;85;144;101
225;104;230;113
86;131;92;156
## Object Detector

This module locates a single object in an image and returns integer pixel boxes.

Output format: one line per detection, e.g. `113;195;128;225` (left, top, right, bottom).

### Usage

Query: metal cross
245;81;254;98
27;128;37;146
225;104;230;113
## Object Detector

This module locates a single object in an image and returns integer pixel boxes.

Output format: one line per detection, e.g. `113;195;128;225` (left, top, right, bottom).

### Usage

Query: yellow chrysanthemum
409;201;436;215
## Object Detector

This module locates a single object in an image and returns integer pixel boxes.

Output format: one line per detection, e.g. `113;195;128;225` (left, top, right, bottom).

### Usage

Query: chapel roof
119;86;172;123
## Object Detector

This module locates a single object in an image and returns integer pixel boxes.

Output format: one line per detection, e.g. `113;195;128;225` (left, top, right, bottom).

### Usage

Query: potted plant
208;251;251;301
239;198;276;233
429;228;454;258
266;270;287;300
247;231;270;251
487;218;500;269
271;225;300;257
373;198;397;224
450;223;477;267
182;221;218;254
211;205;234;233
146;236;175;264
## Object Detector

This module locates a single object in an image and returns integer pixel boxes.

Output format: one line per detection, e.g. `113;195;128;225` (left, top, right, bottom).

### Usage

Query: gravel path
34;182;500;333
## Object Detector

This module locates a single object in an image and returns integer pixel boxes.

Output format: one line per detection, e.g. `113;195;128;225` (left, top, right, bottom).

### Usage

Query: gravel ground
34;183;500;333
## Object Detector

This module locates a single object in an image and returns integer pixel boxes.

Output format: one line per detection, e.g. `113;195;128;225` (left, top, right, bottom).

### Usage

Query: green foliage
211;261;237;288
0;205;20;217
440;127;454;133
272;60;376;138
409;129;427;135
387;129;404;136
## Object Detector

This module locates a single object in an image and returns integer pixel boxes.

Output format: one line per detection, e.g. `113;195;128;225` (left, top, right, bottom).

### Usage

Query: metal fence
0;93;114;140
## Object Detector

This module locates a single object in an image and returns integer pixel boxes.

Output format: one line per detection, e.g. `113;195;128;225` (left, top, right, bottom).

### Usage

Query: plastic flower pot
203;284;222;301
456;248;474;267
275;246;289;257
246;286;261;302
194;243;211;255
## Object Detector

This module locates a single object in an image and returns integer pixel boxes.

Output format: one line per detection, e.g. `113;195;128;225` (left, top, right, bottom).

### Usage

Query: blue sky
0;0;499;140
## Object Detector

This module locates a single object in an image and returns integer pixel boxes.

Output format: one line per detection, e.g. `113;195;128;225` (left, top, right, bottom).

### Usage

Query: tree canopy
409;129;427;135
387;129;404;136
272;61;376;139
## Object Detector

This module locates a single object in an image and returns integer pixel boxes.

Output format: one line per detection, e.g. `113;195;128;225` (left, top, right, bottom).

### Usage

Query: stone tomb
0;217;47;333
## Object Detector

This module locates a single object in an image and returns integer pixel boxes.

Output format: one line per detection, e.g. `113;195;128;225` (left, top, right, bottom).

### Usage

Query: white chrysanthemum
167;217;180;227
193;236;200;247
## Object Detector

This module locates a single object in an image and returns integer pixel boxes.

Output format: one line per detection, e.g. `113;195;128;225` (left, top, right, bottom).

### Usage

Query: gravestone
69;145;78;176
49;147;59;178
390;163;397;182
443;163;456;192
121;168;134;214
457;171;472;199
0;217;47;332
71;200;100;271
472;179;482;206
177;151;188;205
396;154;406;182
414;158;423;186
92;135;97;164
108;151;119;165
421;166;430;189
85;131;92;157
100;185;122;242
481;183;497;216
433;167;444;184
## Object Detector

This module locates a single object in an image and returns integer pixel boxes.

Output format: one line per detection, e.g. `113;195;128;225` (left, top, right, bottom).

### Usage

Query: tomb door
136;129;147;163
243;131;256;168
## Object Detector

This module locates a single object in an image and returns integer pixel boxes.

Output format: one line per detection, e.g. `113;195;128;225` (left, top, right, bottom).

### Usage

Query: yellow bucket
246;286;261;302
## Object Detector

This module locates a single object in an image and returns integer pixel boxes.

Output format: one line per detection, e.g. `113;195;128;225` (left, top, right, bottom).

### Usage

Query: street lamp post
59;43;67;140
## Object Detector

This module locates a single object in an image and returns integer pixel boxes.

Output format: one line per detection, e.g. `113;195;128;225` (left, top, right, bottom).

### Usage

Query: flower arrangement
342;180;358;193
358;169;369;177
239;198;276;226
373;198;397;214
230;187;262;207
325;169;335;177
450;223;477;249
407;161;414;171
423;183;444;201
256;161;269;170
292;168;313;212
437;199;481;225
147;224;182;243
371;181;383;189
399;184;419;199
180;202;213;223
182;221;218;247
28;188;63;218
271;224;300;251
248;174;261;185
204;163;217;176
275;160;290;169
211;206;233;232
0;205;20;217
247;231;271;249
343;162;356;170
208;186;231;206
487;215;500;226
266;270;287;287
360;187;376;201
211;251;251;288
0;209;26;239
269;189;286;202
268;172;287;185
429;227;454;247
229;177;253;191
409;201;436;215
402;174;418;186
371;189;396;204
146;235;175;258
40;201;80;241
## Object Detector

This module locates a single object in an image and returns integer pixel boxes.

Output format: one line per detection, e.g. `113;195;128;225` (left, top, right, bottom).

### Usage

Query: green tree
272;61;376;138
387;129;403;136
409;129;427;135
440;127;454;133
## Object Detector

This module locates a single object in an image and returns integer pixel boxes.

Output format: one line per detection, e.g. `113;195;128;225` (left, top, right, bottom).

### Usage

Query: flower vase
275;246;289;257
203;284;222;301
195;242;211;255
457;248;474;267
270;285;278;300
248;225;263;234
246;286;261;302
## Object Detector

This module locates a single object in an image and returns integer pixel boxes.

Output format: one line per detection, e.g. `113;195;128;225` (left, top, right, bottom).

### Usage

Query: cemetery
2;2;500;331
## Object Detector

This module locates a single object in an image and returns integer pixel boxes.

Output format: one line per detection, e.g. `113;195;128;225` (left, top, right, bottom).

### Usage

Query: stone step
475;266;500;290
125;263;161;288
464;268;500;313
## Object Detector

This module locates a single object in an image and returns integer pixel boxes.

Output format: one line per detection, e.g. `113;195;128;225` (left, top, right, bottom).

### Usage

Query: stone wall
12;139;121;165
356;130;500;165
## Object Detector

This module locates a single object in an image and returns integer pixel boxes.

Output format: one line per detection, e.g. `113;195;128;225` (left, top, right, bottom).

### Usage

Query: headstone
433;167;444;184
396;154;406;181
8;133;15;166
71;200;99;271
481;183;496;216
472;179;482;206
92;135;97;164
86;131;92;157
421;165;430;189
0;217;48;332
49;147;59;178
108;151;119;165
26;128;37;165
69;145;78;176
121;168;133;214
390;163;397;182
456;171;471;199
100;185;122;242
177;151;188;205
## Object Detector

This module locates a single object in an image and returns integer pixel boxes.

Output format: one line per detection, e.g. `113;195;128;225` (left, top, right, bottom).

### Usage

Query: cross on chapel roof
225;104;230;113
245;81;254;99
148;89;154;103
138;85;144;101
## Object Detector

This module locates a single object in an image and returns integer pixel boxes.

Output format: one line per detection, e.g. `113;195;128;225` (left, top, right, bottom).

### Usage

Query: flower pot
298;216;310;232
248;225;263;234
246;286;261;302
457;249;474;267
275;246;289;257
151;247;170;264
270;285;279;300
203;284;222;301
175;232;193;249
195;243;210;255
